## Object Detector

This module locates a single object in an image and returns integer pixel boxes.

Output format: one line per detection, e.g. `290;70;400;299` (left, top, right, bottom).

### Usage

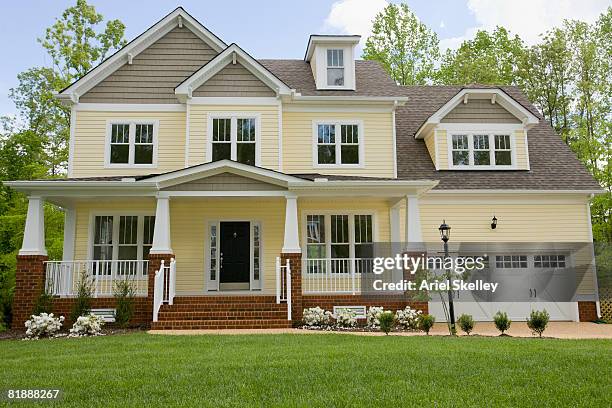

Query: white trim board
75;103;186;112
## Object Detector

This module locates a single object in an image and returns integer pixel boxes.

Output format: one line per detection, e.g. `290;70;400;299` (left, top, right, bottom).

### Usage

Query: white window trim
206;113;261;166
326;48;345;88
447;131;517;170
204;219;263;292
301;211;378;265
105;119;159;168
312;120;365;168
87;212;155;262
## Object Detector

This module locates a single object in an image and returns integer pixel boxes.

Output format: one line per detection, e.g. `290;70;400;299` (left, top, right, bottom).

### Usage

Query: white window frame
312;120;365;168
206;113;261;166
301;211;378;274
87;212;156;264
326;48;345;87
444;125;518;170
105;120;159;168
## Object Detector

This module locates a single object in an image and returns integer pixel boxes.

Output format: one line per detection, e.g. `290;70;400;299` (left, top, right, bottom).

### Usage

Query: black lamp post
439;220;456;335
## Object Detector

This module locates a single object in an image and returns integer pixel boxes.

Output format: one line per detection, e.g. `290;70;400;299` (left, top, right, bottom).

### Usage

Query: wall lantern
438;220;451;243
491;215;498;230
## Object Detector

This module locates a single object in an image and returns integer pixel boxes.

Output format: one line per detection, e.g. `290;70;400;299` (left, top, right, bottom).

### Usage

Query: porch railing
153;258;176;322
302;258;374;294
44;260;149;297
275;257;292;320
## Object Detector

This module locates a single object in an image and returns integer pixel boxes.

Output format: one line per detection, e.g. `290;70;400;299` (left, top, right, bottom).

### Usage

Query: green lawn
1;333;611;407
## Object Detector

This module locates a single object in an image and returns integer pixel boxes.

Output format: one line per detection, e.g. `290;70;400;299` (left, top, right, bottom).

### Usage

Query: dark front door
220;222;250;284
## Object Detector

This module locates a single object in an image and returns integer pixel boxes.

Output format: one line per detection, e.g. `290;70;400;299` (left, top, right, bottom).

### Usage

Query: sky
0;0;609;116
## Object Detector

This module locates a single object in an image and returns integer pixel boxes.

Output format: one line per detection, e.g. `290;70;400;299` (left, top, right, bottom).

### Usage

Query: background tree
363;3;439;85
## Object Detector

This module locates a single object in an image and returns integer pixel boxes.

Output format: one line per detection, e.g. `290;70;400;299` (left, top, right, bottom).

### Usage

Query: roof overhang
175;44;293;102
56;7;227;106
414;88;540;139
304;35;361;62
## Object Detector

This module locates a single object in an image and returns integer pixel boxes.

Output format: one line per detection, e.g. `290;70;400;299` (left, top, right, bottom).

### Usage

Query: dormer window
326;49;344;86
450;132;514;169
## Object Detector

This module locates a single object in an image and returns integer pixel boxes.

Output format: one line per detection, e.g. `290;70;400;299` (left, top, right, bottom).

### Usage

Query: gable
193;62;275;97
161;172;285;191
80;26;218;103
441;99;521;124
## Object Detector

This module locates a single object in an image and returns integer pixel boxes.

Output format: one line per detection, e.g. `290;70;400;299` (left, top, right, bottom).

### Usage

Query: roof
395;85;601;190
259;59;406;97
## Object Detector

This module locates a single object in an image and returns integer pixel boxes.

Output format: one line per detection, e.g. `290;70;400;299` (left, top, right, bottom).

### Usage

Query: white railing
153;258;176;322
302;258;374;294
44;260;149;297
275;257;292;320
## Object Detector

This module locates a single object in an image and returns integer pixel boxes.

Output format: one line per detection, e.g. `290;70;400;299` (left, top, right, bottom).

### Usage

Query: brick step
172;296;278;304
151;319;293;330
159;303;288;311
157;310;288;321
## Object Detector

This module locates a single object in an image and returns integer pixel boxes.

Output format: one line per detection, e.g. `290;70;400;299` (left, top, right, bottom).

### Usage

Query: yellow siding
436;130;448;170
187;104;279;169
424;131;436;168
514;130;528;169
282;111;395;177
72;110;186;177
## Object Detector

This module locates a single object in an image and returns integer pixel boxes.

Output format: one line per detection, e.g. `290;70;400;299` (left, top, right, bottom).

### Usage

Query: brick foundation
50;297;151;327
13;255;48;328
303;295;428;317
578;301;598;322
281;253;302;323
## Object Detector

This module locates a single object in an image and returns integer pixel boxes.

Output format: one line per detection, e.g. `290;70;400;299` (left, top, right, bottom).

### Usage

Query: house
7;7;602;329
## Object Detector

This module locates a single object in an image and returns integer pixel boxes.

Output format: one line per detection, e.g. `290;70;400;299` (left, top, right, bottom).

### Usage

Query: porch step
159;303;288;311
151;319;292;330
171;295;279;304
157;310;288;321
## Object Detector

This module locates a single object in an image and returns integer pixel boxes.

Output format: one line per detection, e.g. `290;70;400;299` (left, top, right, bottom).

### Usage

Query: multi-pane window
209;225;217;282
305;214;373;274
253;224;261;281
326;49;344;86
108;122;156;165
316;122;361;165
451;133;513;168
495;255;528;269
209;116;257;165
534;255;566;268
92;215;155;273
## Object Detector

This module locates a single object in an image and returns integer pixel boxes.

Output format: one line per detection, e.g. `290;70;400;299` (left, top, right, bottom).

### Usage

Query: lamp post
439;220;456;335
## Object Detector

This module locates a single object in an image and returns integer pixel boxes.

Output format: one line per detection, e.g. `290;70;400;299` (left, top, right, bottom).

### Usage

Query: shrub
302;307;333;327
457;313;475;335
396;306;422;330
526;309;550;337
418;314;435;335
366;306;384;328
69;314;105;337
334;308;357;328
493;311;511;335
32;289;54;315
113;279;136;328
24;313;64;339
70;272;93;323
379;311;396;335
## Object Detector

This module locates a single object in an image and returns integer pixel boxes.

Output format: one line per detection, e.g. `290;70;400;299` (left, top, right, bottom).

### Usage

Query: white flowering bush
396;306;423;330
334;308;357;328
69;314;105;337
302;307;333;327
366;306;385;328
24;313;64;339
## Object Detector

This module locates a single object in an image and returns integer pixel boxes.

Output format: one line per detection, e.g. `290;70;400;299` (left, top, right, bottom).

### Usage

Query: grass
1;333;611;407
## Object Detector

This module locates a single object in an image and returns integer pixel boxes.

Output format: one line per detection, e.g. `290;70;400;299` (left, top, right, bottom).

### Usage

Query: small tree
70;271;93;322
457;314;475;335
493;311;512;335
526;309;550;338
418;314;435;335
379;311;396;335
113;278;136;328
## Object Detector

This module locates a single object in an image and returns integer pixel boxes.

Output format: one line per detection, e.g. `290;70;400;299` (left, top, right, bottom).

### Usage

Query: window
495;255;528;269
450;133;513;168
326;49;344;86
209;115;258;166
305;214;374;274
315;122;362;166
91;215;155;274
534;255;566;268
107;121;157;166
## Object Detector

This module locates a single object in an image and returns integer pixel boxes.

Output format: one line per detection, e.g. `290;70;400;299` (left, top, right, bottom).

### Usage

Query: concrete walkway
149;322;612;339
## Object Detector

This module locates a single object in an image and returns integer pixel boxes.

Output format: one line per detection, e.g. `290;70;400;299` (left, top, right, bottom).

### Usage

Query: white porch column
62;207;76;261
19;196;47;256
390;205;401;242
282;194;301;253
405;195;423;244
150;196;173;254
